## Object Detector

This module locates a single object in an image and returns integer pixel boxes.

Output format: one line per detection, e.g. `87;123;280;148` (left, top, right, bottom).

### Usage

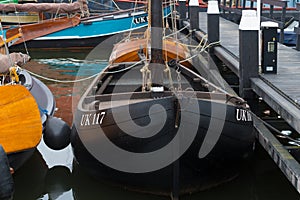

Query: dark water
11;48;300;200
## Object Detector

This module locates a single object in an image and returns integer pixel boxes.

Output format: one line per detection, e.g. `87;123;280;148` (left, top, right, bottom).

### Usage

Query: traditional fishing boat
2;0;172;49
71;0;255;195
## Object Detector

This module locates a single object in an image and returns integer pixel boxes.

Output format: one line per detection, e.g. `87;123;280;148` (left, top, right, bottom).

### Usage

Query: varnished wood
0;85;42;154
0;14;40;24
5;15;81;46
109;36;192;67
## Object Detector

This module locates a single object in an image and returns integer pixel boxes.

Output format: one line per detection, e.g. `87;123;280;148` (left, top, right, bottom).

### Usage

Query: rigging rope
87;0;120;11
23;59;145;83
178;40;220;64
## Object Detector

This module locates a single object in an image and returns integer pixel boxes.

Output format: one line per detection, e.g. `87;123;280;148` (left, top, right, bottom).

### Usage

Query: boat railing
81;5;147;21
82;0;173;22
294;3;300;50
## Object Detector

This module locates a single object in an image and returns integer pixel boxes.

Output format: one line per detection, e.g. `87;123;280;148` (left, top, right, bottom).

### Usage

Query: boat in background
0;27;71;174
0;56;53;171
1;0;171;49
7;1;172;49
71;0;255;195
282;19;298;46
0;49;71;167
0;0;41;24
114;0;147;9
3;15;81;46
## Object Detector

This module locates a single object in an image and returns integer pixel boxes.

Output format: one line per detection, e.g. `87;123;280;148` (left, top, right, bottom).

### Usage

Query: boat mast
149;0;165;89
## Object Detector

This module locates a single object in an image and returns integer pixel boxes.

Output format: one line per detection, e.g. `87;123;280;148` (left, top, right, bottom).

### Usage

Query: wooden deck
196;12;300;134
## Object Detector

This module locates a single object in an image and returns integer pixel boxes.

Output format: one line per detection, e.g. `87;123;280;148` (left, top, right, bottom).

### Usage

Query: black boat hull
71;96;255;194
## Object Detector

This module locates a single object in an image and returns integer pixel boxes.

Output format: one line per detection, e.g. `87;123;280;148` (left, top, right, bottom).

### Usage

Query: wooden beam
251;77;300;134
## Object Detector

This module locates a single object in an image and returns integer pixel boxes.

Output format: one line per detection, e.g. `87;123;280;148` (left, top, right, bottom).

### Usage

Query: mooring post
207;1;220;54
178;0;187;20
239;10;259;99
294;3;300;51
178;0;187;30
189;0;199;39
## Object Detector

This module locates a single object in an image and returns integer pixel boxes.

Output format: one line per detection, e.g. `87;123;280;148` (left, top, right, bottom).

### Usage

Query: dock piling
189;0;200;39
178;0;187;20
238;10;259;99
294;3;300;51
207;1;220;54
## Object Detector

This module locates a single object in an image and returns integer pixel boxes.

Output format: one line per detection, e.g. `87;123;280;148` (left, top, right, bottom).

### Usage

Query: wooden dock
184;10;300;194
196;12;300;134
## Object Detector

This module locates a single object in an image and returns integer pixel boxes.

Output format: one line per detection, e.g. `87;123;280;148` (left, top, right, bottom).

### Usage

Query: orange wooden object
109;38;191;67
0;85;42;154
5;15;81;46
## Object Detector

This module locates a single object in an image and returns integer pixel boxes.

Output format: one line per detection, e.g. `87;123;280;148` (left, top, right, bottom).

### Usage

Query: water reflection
13;139;169;200
12;141;300;200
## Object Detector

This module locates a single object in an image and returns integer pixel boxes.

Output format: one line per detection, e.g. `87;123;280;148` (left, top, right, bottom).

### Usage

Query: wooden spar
0;85;42;154
5;15;81;46
0;0;88;14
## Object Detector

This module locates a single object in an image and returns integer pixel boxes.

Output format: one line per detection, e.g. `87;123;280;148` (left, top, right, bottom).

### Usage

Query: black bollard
0;145;14;200
178;0;187;20
207;1;220;54
239;10;259;99
189;0;199;39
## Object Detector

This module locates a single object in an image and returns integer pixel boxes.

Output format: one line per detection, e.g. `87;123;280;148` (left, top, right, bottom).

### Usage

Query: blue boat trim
34;6;172;41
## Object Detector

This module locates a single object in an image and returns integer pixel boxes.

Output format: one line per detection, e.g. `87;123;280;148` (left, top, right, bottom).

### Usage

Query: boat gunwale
76;60;246;113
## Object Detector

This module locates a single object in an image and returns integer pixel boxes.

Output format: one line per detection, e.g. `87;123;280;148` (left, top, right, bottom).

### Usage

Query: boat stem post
189;0;200;39
239;10;259;99
207;1;220;54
